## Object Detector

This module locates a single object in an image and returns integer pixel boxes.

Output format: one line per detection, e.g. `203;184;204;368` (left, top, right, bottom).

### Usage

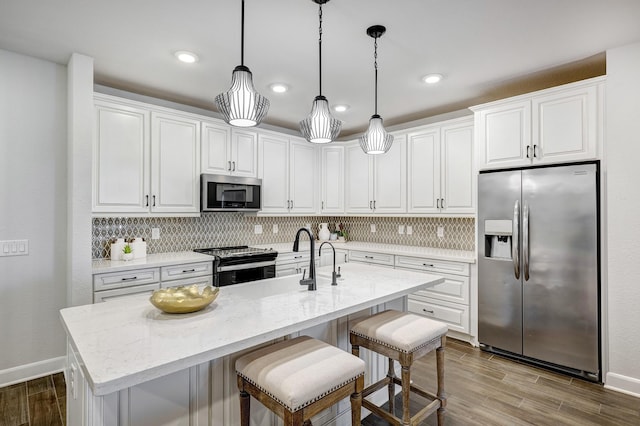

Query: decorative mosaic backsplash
92;214;475;259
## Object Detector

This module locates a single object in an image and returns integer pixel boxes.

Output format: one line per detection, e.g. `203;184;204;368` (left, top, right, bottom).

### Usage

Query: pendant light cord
240;0;245;66
374;36;378;115
318;3;323;96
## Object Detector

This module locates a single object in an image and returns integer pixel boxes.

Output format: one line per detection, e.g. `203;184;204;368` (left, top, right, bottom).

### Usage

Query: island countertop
60;263;444;396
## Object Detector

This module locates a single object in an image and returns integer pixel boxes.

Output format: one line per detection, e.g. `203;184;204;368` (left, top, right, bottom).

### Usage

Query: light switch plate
254;224;263;234
370;224;376;233
151;228;160;239
272;224;278;234
406;226;413;235
0;239;29;257
437;226;444;238
398;225;405;235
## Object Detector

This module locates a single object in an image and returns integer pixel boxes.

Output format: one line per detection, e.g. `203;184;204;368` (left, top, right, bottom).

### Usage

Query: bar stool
350;310;448;425
236;335;365;426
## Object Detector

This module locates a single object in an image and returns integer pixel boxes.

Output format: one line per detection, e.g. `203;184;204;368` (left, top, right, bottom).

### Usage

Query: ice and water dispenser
484;220;513;259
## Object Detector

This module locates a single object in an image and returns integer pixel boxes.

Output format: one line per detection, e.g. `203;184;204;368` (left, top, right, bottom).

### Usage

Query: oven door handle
217;260;276;272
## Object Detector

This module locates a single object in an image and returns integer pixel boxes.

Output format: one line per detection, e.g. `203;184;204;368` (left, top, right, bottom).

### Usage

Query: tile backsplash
92;214;475;259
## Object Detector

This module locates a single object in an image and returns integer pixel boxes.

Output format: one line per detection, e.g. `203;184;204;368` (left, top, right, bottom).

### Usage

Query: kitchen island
60;263;444;426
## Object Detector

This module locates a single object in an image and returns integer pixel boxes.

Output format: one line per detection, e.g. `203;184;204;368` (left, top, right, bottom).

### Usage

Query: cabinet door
441;121;475;214
289;139;318;214
320;146;344;214
407;127;440;213
345;142;373;213
150;112;200;213
258;133;289;213
532;84;598;164
231;129;258;177
373;134;407;213
93;101;150;213
476;100;531;170
201;120;232;175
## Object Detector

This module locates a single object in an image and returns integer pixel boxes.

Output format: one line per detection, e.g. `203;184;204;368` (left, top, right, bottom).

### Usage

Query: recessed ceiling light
333;104;350;113
174;51;199;63
422;74;443;84
269;83;289;93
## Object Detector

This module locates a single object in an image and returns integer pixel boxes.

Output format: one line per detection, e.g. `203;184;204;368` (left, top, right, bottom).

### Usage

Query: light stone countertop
256;241;476;263
60;263;444;396
92;251;214;274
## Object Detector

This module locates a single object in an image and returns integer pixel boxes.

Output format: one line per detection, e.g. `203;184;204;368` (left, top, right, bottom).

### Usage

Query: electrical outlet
437;226;444;238
151;228;160;239
272;224;278;234
254;224;263;234
370;224;376;233
398;225;405;235
406;226;413;235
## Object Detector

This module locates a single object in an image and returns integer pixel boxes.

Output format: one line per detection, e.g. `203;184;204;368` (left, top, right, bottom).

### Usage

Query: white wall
0;49;68;382
605;41;640;395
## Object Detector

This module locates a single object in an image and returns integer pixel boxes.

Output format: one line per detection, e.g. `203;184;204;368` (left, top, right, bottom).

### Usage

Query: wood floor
0;373;65;426
363;338;640;426
1;341;638;426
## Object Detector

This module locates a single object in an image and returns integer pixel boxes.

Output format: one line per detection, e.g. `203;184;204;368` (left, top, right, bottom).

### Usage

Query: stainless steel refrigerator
478;162;600;381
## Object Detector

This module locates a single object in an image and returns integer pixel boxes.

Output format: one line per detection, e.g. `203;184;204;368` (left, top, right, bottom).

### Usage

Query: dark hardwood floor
363;338;640;426
1;340;638;425
0;373;65;426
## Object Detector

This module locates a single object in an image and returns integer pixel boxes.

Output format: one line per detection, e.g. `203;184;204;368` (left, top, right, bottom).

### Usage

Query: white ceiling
2;0;640;137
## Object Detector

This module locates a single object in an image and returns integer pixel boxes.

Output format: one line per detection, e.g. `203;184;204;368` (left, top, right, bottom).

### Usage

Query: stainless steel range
194;246;278;287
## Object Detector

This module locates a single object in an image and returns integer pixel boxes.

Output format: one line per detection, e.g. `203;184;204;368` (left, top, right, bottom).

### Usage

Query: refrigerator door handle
513;200;520;279
523;201;530;281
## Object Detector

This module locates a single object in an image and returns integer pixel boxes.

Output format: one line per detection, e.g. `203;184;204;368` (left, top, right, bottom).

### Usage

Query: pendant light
359;25;393;154
215;0;269;127
299;0;342;144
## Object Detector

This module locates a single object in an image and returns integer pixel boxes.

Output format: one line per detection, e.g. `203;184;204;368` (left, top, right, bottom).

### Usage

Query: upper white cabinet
472;77;604;170
258;133;317;214
201;121;258;177
407;118;474;214
93;95;200;215
320;145;344;214
345;136;407;214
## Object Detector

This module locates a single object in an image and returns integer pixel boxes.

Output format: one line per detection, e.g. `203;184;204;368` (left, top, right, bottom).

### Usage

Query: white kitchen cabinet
93;94;201;215
473;77;603;170
407;117;474;214
150;111;200;214
344;135;407;214
201;121;258;177
275;251;319;277
318;247;348;267
320;145;344;214
348;250;394;268
258;133;317;214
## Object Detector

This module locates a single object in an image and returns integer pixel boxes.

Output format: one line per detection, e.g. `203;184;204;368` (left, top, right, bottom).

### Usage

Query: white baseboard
605;372;640;398
0;356;66;388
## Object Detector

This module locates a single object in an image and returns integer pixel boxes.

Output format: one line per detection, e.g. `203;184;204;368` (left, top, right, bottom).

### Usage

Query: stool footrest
389;376;439;402
362;377;390;398
362;396;441;426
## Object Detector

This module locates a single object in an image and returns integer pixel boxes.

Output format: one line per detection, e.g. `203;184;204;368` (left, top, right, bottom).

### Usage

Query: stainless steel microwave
201;174;262;212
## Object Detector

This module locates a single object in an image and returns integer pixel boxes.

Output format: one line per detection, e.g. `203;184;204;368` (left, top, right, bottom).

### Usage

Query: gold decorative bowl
150;285;219;314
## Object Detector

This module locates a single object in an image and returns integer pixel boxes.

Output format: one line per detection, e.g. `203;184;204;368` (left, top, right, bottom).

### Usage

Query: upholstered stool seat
350;310;448;426
236;335;365;425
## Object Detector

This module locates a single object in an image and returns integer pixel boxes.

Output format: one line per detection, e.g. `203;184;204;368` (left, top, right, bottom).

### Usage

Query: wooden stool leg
239;389;250;426
436;336;447;426
401;364;411;425
387;358;396;415
350;376;364;426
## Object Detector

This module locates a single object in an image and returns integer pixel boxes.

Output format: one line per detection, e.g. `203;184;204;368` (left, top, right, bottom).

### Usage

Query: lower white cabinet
348;250;394;268
275;251;319;277
408;297;470;334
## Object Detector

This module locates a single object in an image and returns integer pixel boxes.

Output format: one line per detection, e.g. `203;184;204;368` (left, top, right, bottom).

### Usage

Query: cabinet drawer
93;268;160;291
412;272;469;305
276;260;319;277
349;250;395;267
276;252;309;265
408;297;469;334
161;275;213;289
161;261;213;282
395;255;469;276
94;282;160;303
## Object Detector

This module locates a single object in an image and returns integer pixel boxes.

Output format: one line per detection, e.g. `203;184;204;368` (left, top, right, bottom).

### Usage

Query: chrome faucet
293;228;316;291
319;242;338;286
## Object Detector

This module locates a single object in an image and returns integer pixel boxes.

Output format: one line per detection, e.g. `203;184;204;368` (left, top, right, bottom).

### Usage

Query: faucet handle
337;266;341;278
301;269;306;280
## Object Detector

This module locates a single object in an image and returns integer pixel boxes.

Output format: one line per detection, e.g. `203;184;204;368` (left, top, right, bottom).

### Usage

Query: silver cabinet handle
422;263;434;267
422;309;434;314
321;201;324;210
232;161;236;171
152;195;156;207
513;200;520;279
533;145;538;158
441;198;445;209
437;199;440;209
364;255;374;259
373;200;376;209
121;276;137;281
228;161;232;171
145;195;149;207
369;201;373;209
526;145;531;159
523;201;530;281
182;269;195;273
290;200;293;209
